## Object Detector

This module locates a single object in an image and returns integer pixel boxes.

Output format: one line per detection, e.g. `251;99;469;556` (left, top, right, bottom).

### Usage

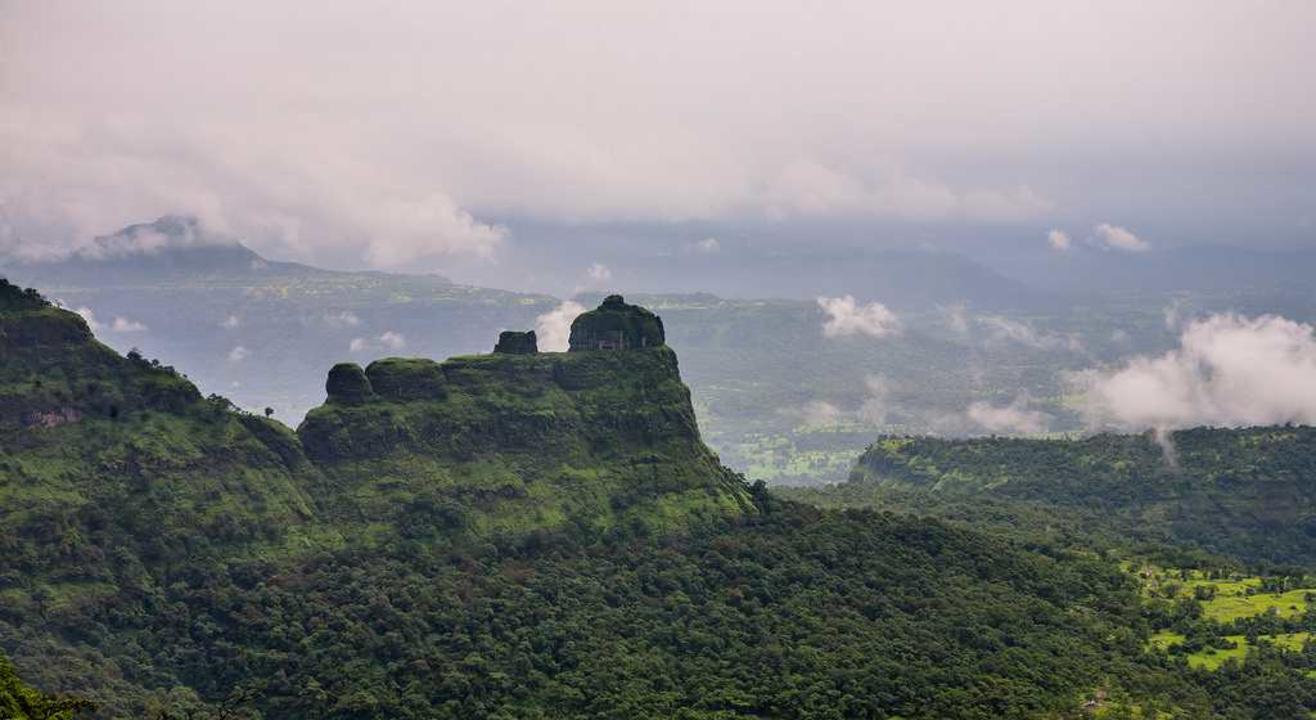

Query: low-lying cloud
978;315;1083;352
964;397;1052;435
71;306;147;334
818;295;901;338
535;300;585;352
1093;223;1150;252
349;331;407;354
1075;313;1316;429
857;375;892;425
111;317;147;332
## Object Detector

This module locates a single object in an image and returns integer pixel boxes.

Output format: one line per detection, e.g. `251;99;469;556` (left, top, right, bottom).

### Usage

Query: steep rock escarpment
299;297;751;533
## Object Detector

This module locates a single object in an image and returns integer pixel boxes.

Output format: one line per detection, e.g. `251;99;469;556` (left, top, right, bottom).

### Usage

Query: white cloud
795;400;844;427
74;306;102;331
3;2;1311;263
349;331;406;354
965;397;1051;434
1093;223;1150;252
586;262;612;282
1074;313;1316;430
110;316;147;332
691;237;720;254
818;295;901;338
784;376;894;429
220;314;240;329
978;315;1083;352
324;311;361;328
941;304;970;335
1047;229;1072;251
1163;299;1184;330
227;345;250;362
73;215;233;261
858;375;892;425
763;159;1050;221
535;300;585;352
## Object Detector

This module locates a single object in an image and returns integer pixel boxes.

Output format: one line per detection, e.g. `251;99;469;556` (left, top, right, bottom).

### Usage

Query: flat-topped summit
568;294;665;351
300;296;750;531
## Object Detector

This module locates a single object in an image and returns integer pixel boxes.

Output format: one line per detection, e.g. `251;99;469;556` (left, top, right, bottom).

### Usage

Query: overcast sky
3;0;1314;272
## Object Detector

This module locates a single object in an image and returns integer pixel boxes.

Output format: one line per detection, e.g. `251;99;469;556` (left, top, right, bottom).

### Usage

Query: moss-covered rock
568;295;665;351
366;357;447;401
493;330;538;354
325;362;374;404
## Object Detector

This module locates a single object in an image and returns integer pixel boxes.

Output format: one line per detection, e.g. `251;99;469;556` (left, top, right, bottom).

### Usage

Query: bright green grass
1133;565;1314;622
1147;631;1186;651
1184;633;1313;670
1271;631;1314;651
1201;588;1312;622
1186;635;1250;670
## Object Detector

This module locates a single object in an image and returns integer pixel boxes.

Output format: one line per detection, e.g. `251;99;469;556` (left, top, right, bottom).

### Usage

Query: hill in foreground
2;279;1300;718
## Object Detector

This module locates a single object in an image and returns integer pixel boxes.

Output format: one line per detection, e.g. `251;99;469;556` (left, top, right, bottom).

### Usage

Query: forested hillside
4;278;1313;718
783;429;1316;566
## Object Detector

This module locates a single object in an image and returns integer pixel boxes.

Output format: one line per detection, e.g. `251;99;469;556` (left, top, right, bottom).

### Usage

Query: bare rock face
493;330;538;354
325;363;374;404
568;295;665;352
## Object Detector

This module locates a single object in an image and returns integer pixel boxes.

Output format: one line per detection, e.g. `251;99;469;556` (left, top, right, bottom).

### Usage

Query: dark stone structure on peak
325;362;374;404
568;295;665;352
493;330;538;354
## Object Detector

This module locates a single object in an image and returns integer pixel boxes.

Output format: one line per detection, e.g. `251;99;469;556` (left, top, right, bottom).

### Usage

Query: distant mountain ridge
3;215;451;286
987;243;1316;296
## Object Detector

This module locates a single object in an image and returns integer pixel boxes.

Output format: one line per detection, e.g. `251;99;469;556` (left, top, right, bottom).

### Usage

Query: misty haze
3;2;1316;718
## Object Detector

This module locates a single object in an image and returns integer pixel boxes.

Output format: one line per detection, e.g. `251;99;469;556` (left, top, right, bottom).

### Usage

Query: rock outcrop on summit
568;295;665;351
325;362;375;404
493;330;538;354
298;296;752;530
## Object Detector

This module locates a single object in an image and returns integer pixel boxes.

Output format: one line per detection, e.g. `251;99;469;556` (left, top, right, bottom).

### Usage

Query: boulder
325;362;374;404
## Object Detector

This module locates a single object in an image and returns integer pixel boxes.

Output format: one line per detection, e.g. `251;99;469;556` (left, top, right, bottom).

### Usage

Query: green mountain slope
0;278;324;584
784;427;1316;566
1;284;749;574
5;279;1309;718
